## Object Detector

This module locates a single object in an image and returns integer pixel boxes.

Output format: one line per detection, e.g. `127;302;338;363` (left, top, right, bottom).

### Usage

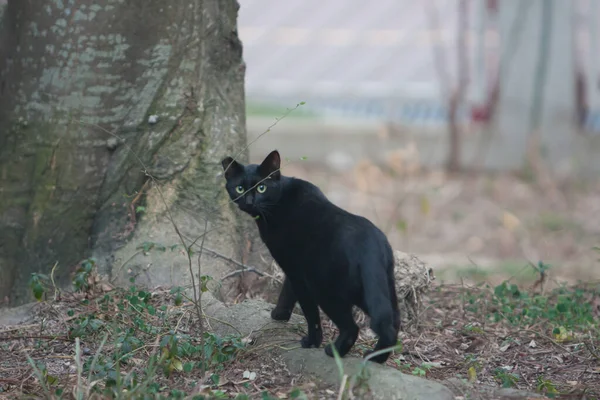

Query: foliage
386;273;600;398
72;258;97;292
493;367;519;388
460;278;599;336
29;273;51;301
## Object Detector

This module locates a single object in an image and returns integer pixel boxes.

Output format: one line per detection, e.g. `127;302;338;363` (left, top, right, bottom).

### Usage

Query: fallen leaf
467;366;477;383
242;370;257;380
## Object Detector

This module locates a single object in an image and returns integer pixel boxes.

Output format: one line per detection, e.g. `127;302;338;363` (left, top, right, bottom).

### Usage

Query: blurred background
239;0;600;285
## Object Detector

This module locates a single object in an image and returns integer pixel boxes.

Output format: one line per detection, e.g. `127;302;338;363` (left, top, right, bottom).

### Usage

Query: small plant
483;279;598;334
537;376;559;398
68;314;105;338
136;241;167;254
493;367;519;388
158;333;184;376
462;323;485;335
29;273;51;301
170;286;185;306
72;258;97;292
289;387;309;399
411;363;433;377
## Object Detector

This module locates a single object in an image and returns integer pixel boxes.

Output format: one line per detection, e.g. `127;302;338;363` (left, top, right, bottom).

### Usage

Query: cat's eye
235;185;244;194
256;184;267;193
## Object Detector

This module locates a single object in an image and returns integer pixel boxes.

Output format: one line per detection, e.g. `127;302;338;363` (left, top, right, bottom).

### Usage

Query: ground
1;167;599;399
1;274;598;399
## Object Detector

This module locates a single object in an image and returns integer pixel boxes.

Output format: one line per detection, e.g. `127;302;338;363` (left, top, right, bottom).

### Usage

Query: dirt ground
280;161;600;286
1;280;598;399
1;164;599;399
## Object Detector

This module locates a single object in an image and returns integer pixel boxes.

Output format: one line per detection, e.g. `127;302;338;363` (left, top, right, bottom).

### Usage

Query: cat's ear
259;150;281;180
221;156;244;180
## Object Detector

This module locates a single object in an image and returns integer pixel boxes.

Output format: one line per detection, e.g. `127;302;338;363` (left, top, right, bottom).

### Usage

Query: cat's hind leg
365;292;400;364
320;301;359;359
361;259;400;363
271;276;297;321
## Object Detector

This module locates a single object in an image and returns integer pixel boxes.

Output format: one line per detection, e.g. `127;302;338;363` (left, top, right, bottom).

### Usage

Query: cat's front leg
289;278;322;348
271;275;297;321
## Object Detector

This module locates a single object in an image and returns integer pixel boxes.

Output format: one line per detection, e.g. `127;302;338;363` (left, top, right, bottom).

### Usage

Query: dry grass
1;274;599;399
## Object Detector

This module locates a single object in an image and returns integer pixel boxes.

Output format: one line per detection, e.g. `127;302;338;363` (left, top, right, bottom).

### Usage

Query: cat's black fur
221;150;400;363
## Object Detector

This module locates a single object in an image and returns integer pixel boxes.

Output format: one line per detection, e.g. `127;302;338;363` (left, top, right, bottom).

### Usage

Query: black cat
221;150;400;363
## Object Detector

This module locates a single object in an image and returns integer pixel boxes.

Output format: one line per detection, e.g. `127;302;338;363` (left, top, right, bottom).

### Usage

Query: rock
283;348;454;400
205;294;453;400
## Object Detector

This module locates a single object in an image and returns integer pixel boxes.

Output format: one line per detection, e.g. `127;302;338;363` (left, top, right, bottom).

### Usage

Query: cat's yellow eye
235;185;244;194
256;184;267;193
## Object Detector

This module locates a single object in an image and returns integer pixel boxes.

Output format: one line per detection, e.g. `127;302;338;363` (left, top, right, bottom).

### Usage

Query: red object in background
471;105;491;123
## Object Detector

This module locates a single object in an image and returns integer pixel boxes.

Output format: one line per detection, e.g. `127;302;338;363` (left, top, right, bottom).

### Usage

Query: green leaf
89;318;104;331
552;327;561;335
172;359;183;371
200;275;213;293
32;282;45;301
46;373;58;385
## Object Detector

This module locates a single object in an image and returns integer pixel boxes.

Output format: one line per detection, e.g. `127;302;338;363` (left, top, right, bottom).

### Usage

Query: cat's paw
300;333;322;348
363;349;388;364
270;307;292;321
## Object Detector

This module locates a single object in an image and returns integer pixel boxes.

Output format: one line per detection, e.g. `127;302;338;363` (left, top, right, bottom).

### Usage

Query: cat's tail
359;240;400;362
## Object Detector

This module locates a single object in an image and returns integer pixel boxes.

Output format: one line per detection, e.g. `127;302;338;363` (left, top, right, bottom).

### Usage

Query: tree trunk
0;0;259;306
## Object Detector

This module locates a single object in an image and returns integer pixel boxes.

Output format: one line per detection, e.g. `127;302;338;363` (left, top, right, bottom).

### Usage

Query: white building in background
238;0;600;134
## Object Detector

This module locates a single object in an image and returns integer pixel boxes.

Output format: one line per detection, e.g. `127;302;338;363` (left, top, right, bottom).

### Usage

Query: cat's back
282;176;330;210
284;177;385;237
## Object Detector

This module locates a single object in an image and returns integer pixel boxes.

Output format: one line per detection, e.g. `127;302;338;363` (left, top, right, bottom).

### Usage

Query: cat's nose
245;194;253;205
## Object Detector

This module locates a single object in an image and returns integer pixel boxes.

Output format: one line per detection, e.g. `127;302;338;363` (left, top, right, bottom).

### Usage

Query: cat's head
220;150;283;217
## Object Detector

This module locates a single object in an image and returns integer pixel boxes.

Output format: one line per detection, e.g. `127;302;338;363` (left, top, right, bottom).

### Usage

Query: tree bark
0;0;259;306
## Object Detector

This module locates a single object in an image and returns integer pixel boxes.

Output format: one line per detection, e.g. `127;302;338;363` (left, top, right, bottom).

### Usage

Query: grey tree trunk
0;0;260;306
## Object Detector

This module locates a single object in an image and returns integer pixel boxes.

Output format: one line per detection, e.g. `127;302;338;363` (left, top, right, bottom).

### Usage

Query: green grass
437;260;540;282
246;101;319;120
536;212;582;233
462;280;599;334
